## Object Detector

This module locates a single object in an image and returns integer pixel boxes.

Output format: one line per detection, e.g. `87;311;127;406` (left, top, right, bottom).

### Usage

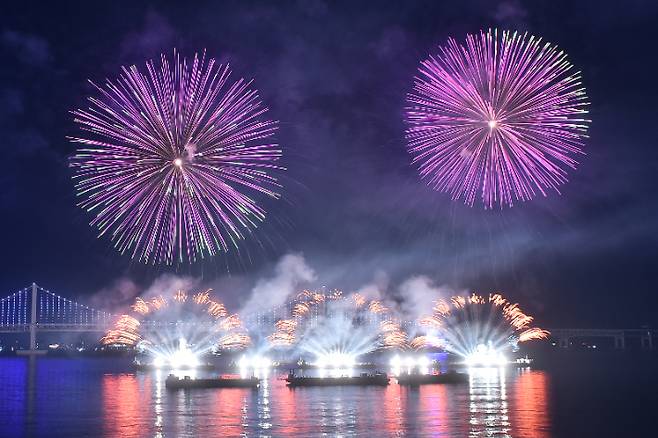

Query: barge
165;374;259;389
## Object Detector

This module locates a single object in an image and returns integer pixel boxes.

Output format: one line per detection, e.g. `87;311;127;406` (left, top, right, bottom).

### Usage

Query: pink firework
70;51;282;264
405;29;590;208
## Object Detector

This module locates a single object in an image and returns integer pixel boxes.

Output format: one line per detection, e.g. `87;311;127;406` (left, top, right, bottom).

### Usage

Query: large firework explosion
267;289;407;360
410;292;549;359
70;51;282;264
102;289;251;359
405;29;590;208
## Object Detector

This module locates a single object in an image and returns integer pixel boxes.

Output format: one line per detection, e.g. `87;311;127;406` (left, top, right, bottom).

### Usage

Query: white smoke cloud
140;273;199;299
354;270;389;300
397;275;458;320
88;274;199;314
240;253;316;316
87;277;140;311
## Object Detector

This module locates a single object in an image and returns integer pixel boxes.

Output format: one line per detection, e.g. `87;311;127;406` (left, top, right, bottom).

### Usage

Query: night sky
1;1;657;327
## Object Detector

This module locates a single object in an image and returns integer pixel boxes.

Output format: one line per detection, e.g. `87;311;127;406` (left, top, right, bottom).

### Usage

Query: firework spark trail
368;300;388;314
218;333;251;349
207;301;227;318
267;289;406;351
219;314;243;331
418;315;442;329
275;319;297;332
70;51;283;264
412;292;549;354
150;296;167;310
410;335;443;350
405;29;590;208
101;289;250;351
266;289;345;347
131;298;150;315
173;290;187;303
352;293;366;308
102;315;141;345
193;289;212;305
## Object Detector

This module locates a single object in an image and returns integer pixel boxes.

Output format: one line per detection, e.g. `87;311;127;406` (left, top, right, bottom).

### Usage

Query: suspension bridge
0;283;238;353
0;283;115;353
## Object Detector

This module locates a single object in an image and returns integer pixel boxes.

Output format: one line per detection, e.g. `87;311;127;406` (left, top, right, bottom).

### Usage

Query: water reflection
469;367;510;436
102;373;152;437
1;360;551;437
153;370;163;438
383;383;406;435
465;367;551;438
512;369;550;438
211;387;249;436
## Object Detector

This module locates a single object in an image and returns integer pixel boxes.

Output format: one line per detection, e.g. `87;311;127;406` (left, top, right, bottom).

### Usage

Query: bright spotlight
239;355;271;371
465;343;507;367
390;355;401;368
238;355;249;369
254;356;272;369
316;351;356;369
169;349;200;369
152;356;165;369
167;338;200;369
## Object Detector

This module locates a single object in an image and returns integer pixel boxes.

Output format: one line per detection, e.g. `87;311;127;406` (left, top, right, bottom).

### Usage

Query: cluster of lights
390;355;431;375
314;351;356;369
152;338;201;369
464;343;507;368
239;355;272;377
390;355;430;369
0;284;113;327
239;355;272;370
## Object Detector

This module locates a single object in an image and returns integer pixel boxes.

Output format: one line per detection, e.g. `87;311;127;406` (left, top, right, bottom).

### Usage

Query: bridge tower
16;283;46;355
641;331;653;350
30;282;37;351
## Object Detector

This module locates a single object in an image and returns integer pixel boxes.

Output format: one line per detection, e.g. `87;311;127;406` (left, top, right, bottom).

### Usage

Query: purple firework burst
405;29;590;208
70;51;282;264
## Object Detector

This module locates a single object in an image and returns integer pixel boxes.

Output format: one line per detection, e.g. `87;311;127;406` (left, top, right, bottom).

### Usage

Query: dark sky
0;1;657;327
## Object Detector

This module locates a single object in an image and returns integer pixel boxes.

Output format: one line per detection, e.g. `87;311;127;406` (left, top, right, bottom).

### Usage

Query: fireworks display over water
102;286;548;364
267;289;407;357
410;292;550;358
70;51;282;264
405;29;590;208
102;289;251;355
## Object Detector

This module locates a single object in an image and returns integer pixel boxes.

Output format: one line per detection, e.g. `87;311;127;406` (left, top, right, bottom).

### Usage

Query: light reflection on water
0;358;550;437
468;367;510;436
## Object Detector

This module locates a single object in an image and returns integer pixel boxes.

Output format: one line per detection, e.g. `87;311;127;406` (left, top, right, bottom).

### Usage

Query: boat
286;372;389;387
396;371;469;386
165;374;260;389
513;355;534;366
